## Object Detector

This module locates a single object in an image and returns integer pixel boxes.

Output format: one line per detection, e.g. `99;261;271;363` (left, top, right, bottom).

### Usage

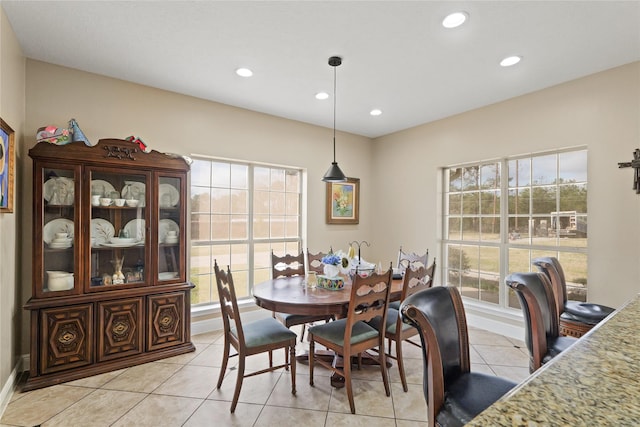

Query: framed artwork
0;118;15;213
326;177;359;224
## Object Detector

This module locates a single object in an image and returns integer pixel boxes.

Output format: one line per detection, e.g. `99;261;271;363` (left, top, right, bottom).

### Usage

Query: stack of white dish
165;230;178;244
49;232;72;249
108;237;138;246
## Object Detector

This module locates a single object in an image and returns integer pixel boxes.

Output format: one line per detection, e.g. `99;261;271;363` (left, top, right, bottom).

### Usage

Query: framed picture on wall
326;177;359;224
0;118;15;213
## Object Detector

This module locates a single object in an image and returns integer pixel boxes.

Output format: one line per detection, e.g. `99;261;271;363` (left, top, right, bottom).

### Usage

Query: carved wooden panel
147;292;185;351
41;304;93;374
97;298;143;362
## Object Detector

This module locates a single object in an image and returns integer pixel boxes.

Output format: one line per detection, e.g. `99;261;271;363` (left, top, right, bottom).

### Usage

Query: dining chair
397;246;429;275
506;272;578;373
369;260;436;392
400;286;517;427
214;261;297;413
306;249;327;274
272;251;333;342
308;268;393;414
532;256;614;337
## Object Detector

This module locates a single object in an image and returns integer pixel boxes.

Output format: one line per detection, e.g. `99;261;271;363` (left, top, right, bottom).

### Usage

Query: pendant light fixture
322;56;347;182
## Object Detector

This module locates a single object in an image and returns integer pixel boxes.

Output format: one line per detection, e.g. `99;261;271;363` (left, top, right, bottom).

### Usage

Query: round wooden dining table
253;275;403;387
252;275;404;319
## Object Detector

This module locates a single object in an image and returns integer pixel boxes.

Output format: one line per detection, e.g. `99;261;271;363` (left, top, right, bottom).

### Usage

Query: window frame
442;147;588;310
189;156;303;308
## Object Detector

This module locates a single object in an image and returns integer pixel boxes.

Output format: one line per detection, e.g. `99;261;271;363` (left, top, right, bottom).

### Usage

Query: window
190;159;302;306
443;149;588;309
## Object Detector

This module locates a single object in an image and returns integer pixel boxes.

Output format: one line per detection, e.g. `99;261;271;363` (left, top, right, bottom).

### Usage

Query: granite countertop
467;294;640;426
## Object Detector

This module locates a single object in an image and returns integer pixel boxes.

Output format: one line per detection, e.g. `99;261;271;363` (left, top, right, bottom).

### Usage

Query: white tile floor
1;326;530;427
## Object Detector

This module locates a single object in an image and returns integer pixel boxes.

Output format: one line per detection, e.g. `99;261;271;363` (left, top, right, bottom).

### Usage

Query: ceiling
3;1;640;138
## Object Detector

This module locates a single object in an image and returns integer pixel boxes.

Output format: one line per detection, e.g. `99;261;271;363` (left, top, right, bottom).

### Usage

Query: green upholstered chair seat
309;318;378;346
368;308;414;335
232;317;297;349
388;300;401;311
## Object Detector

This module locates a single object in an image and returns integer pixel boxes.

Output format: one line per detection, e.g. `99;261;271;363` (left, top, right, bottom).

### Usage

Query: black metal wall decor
618;149;640;193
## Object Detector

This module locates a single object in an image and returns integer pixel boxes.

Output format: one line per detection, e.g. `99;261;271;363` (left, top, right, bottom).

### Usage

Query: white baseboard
0;358;24;420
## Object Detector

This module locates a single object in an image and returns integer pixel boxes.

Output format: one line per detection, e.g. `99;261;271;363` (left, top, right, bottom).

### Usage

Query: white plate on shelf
159;183;180;207
43;177;75;205
91;218;115;246
158;271;179;280
121;181;146;207
100;241;144;248
91;179;116;198
43;219;74;244
124;218;146;241
159;219;179;243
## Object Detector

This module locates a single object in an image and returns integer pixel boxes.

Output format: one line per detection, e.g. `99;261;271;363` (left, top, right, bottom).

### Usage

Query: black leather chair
532;257;614;337
400;286;516;427
506;272;578;372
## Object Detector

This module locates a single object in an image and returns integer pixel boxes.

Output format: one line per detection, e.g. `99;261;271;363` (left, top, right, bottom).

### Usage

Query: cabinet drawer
40;304;93;374
97;298;144;362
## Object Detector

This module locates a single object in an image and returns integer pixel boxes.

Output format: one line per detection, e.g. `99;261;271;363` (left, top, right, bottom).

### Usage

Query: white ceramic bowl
47;271;74;291
114;198;126;207
125;199;139;207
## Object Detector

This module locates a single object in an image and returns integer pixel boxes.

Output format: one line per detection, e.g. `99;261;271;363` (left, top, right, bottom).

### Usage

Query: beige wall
22;60;374;353
371;62;640;308
0;6;25;404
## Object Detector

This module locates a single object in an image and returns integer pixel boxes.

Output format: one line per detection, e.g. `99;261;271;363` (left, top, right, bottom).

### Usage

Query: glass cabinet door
89;169;149;289
158;175;182;282
41;166;78;295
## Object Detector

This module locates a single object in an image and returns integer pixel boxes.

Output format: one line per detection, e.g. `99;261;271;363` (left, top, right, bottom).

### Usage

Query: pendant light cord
333;64;337;163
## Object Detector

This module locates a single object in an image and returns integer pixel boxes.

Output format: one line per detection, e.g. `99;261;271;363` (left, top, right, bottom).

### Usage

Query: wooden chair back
397;247;429;273
214;260;244;349
347;269;393;332
400;258;436;302
506;272;558;372
271;251;305;278
532;256;567;317
306;249;327;274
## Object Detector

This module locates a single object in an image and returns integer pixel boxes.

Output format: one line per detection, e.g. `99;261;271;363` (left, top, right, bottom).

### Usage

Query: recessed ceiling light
500;56;522;67
370;109;382;116
315;92;329;100
235;67;253;77
442;12;468;28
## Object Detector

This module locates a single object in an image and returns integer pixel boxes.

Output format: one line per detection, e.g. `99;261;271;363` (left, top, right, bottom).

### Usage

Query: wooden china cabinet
24;138;195;391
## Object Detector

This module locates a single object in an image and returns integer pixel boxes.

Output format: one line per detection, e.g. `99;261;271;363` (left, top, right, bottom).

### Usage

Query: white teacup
99;197;112;206
55;232;68;239
114;198;125;207
167;230;177;237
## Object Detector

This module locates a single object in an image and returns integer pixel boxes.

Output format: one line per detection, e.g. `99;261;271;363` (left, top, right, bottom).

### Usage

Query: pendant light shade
322;56;347;182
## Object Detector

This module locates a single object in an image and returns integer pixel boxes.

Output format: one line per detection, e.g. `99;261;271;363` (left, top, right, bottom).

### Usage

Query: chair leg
300;323;306;342
284;347;289;370
309;338;315;386
396;338;408;392
289;344;296;394
379;346;391;397
230;354;245;413
268;350;273;368
217;336;230;389
343;351;356;414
